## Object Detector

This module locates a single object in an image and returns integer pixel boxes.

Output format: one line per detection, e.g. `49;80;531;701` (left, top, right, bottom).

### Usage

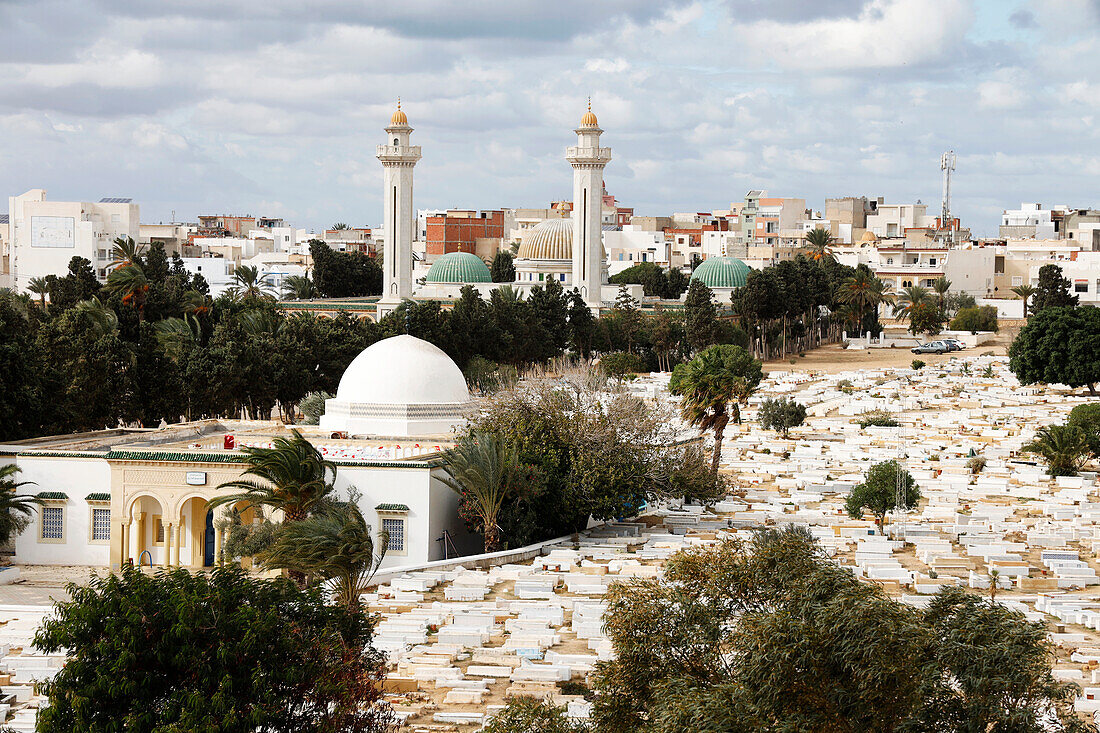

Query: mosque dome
319;335;470;436
690;256;752;289
516;218;572;260
424;251;492;284
580;109;599;127
860;230;879;244
390;104;408;126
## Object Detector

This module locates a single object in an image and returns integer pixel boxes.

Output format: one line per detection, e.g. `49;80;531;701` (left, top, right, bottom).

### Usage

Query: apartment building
5;189;139;289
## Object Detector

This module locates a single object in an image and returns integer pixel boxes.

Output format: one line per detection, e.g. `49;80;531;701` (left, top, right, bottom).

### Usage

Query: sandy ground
762;330;1017;374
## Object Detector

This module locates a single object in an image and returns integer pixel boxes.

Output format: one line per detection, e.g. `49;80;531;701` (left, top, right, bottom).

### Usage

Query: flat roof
0;420;455;466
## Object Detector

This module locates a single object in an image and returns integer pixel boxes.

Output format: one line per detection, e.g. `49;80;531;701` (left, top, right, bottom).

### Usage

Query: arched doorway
204;510;216;567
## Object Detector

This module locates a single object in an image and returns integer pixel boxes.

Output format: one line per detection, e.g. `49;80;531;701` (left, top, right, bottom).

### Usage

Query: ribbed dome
516;218;572;260
390;104;408;126
424;251;492;284
860;230;879;243
580;110;598;127
691;256;751;289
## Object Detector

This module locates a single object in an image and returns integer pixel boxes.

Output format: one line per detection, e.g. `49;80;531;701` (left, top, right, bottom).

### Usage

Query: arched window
393;138;399;146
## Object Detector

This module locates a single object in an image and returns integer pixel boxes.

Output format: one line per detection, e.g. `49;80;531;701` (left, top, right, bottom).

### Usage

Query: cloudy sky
1;0;1097;236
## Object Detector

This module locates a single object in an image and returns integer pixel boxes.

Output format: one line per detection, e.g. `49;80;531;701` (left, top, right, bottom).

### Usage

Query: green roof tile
37;491;68;501
690;256;751;289
85;493;111;502
375;503;410;512
424;251;492;284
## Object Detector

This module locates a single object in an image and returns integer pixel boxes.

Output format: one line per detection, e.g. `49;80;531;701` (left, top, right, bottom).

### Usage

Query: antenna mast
940;150;956;243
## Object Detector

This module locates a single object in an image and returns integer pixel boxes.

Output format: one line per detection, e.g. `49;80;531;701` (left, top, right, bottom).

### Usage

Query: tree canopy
1009;306;1100;395
35;565;393;732
590;528;1089;733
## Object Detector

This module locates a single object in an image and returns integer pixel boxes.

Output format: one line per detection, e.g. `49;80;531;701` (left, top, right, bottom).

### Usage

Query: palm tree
181;290;211;316
153;316;200;359
1011;284;1036;318
27;277;49;308
804;228;835;262
0;464;39;546
331;222;350;230
670;344;763;479
228;265;275;301
109;236;146;269
836;270;894;334
1023;424;1089;477
73;299;119;336
892;285;932;320
208;429;337;523
439;432;521;553
282;274;316;300
104;264;150;319
932;277;951;308
260;503;387;612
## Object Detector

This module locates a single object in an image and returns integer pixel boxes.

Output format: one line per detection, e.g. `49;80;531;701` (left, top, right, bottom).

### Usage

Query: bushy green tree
1068;403;1100;457
950;305;999;333
491;250;516;283
591;529;1088;733
758;396;806;437
845;459;920;533
1009;306;1100;395
484;696;589;733
35;565;393;732
683;280;719;353
309;240;382;297
1031;263;1079;313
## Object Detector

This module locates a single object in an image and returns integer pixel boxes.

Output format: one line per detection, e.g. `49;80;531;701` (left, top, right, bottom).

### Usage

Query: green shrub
837;379;854;394
1068;403;1100;457
600;351;647;380
911;360;925;370
759;397;807;437
967;456;987;475
859;410;899;429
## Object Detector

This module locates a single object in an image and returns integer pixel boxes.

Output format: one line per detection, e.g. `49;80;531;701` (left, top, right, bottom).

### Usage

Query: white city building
5;189;139;290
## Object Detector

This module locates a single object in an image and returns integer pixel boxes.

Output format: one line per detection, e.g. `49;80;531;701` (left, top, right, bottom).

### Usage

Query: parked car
942;338;964;351
912;341;948;354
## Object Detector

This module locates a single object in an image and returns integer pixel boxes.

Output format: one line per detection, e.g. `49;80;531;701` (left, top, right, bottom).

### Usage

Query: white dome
320;335;471;437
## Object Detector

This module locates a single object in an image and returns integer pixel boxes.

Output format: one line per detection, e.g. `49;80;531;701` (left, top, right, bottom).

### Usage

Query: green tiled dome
424;251;492;284
690;256;751;289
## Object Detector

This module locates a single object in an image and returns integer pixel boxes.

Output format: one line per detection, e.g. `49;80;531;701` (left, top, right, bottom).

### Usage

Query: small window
928;258;936;266
393;138;399;145
91;508;111;542
154;515;165;545
111;214;121;223
41;507;64;541
1012;276;1023;286
1075;282;1088;293
886;258;893;265
381;518;405;553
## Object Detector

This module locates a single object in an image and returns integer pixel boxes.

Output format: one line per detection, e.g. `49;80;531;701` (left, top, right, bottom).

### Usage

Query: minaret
567;99;611;310
376;99;421;316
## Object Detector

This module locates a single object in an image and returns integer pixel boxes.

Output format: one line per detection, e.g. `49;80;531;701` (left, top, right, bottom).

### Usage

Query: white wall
11;457;112;566
8;190;139;290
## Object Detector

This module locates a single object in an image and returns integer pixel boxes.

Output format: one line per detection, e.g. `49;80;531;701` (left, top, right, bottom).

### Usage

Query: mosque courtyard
0;350;1097;729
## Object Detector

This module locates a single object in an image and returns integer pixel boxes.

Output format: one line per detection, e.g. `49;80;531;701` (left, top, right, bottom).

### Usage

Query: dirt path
763;332;1016;374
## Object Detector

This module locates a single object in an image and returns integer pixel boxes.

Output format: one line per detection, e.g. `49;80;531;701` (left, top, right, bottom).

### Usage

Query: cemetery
1;353;1099;728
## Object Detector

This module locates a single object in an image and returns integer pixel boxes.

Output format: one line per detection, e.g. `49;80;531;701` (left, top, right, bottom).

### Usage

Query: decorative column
376;99;422;318
136;512;147;563
171;524;181;568
567;99;611;311
163;522;173;568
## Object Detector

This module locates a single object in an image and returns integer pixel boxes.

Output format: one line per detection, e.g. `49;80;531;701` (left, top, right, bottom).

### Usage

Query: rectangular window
41;507;64;541
1075;281;1088;293
381;518;405;553
154;516;165;545
1012;276;1023;286
91;508;111;542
